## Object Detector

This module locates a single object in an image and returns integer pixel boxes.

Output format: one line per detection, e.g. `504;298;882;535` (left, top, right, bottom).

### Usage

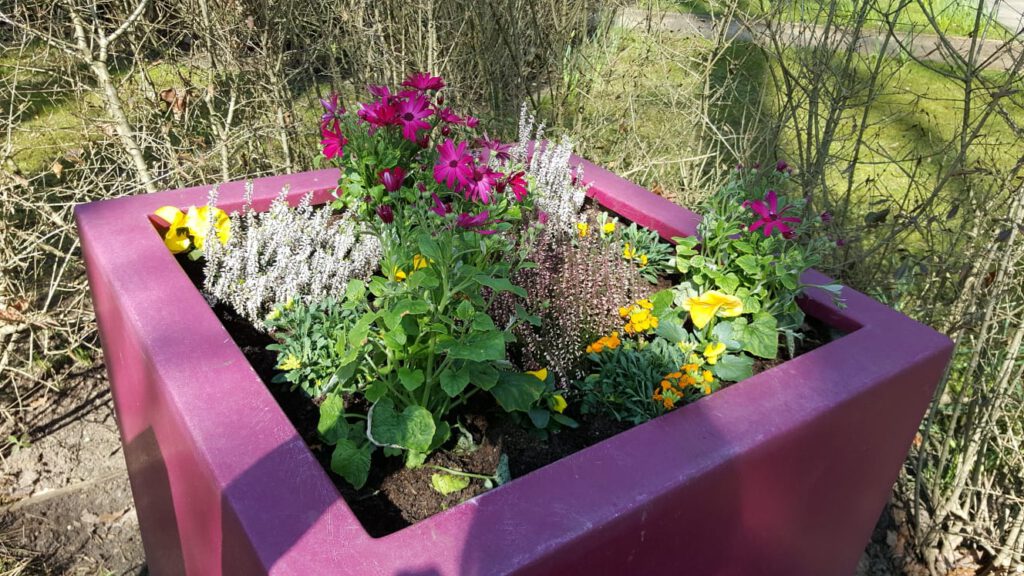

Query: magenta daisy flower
505;171;528;202
430;193;450;217
320;121;348;160
477;134;513;163
357;99;399;134
434;139;474;191
456;210;498;235
367;85;392;99
379;167;406;192
401;72;445;92
437;107;465;125
319;92;345;127
376;204;394;224
396;93;433;142
465;165;502;203
743;190;802;237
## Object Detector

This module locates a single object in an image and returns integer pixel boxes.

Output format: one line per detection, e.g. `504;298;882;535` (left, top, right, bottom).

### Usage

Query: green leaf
736;313;778;359
440;331;506;362
527;407;550;429
431;473;471;495
655;318;687;343
343;280;366;304
474;275;527;298
418;236;443;262
714;354;754;382
713;271;741;293
711;321;741;350
317;394;348;444
331;439;372;490
440;365;471;397
495;453;512;486
650;289;674;317
490;372;545;412
471;313;497;332
455;300;476;320
466;361;499;390
368;398;436;453
405;450;427;468
398;367;425;392
348;312;377;348
551;413;580;428
735;254;760;276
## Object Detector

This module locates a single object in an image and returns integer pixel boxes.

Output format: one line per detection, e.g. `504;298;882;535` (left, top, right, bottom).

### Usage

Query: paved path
617;7;1023;71
993;0;1024;33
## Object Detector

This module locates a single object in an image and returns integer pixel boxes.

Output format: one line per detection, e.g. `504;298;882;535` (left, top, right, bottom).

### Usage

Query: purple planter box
76;161;952;576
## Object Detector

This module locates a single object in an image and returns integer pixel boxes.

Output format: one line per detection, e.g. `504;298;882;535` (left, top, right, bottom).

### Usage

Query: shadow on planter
124;427;187;576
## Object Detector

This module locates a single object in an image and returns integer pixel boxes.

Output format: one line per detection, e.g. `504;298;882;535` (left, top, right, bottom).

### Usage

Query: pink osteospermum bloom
401;72;446;92
505;171;528;202
376;204;394;224
379;167;406;192
357;99;399;133
456;210;498;235
744;190;802;237
396;92;433;142
430;193;451;217
434;139;474;191
367;85;392;98
319;92;345;127
437;107;465;125
320;121;348;160
465;165;503;204
477;134;513;163
465;116;479;128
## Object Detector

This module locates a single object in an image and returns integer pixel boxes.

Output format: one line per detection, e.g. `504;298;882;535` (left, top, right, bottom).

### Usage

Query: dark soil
177;256;836;538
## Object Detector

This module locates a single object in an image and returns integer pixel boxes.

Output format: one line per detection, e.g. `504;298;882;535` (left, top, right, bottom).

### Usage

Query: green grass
670;0;1012;40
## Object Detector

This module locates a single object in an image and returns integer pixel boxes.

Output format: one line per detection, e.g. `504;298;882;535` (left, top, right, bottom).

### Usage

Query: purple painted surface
76;161;952;576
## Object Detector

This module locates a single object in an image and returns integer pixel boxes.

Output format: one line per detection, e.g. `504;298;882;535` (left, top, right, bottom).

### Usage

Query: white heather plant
203;183;382;330
511;105;588;235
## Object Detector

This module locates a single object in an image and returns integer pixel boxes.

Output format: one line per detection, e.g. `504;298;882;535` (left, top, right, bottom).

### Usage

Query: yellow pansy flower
623;243;636;260
393;267;408;281
153;205;230;253
527;368;548;381
702;370;714;383
683;291;744;329
639;254;649;267
549;394;567;414
703;342;727;365
412;254;430;270
277;354;301;371
602;222;615;234
576;222;590;237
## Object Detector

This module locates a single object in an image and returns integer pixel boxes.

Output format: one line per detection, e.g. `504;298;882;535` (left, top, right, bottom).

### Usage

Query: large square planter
76;160;952;575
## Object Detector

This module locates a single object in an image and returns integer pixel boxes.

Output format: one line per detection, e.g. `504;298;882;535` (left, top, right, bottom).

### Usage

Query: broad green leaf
368;398;436;453
714;353;754;382
440;365;471;397
398;367;425;392
317;394;348;444
735;254;760;276
655;318;687;343
331;439;372;489
650;289;674;317
418;236;443;262
471;313;497;332
527;407;550;429
431;473;471;495
466;361;499;390
711;321;741;350
455;300;476;320
474;275;527;298
348;312;377;347
736;313;778;359
440;331;506;362
343;279;366;303
429;421;451;451
490;372;545;412
551;413;579;428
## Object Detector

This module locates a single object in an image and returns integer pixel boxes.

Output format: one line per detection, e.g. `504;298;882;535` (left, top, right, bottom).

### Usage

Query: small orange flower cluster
619;299;658;334
586;331;621;354
652;361;715;410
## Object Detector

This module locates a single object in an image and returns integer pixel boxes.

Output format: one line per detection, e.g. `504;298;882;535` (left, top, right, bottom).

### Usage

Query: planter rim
76;161;952;575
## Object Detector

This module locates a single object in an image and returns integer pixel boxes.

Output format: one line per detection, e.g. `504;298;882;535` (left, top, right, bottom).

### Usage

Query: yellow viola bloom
602;222;615;234
393;267;408;281
527;368;548;381
639;254;649;267
623;243;636;260
153;205;229;253
703;370;714;383
277;354;301;371
412;254;429;270
703;342;727;365
549;394;568;414
683;291;744;329
576;222;590;237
